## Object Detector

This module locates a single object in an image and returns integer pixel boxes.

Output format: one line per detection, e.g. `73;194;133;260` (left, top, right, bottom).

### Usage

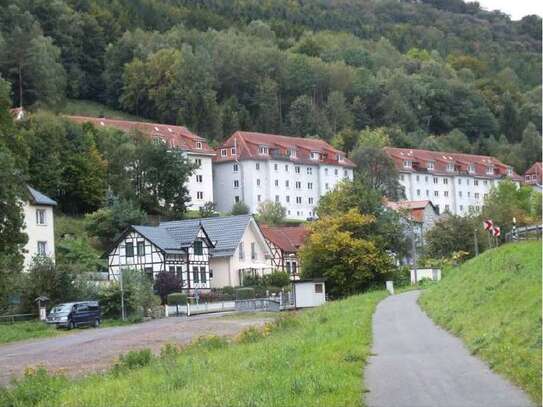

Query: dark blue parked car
46;301;101;329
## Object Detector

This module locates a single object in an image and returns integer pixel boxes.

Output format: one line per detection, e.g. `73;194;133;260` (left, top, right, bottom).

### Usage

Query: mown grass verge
54;99;147;121
419;241;542;402
0;321;64;345
0;291;387;407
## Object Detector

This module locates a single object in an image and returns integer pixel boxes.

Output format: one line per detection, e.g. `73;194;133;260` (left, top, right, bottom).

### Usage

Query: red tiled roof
260;225;310;253
384;147;521;180
214;131;355;167
524;162;542;185
65;116;215;155
9;107;25;120
384;200;437;223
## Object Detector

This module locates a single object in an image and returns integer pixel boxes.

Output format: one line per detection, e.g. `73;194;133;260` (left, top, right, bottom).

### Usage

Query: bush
230;201;249;215
113;349;154;373
154;272;182;304
263;271;290;288
392;266;411;287
242;274;263;287
235;287;255;300
167;292;187;306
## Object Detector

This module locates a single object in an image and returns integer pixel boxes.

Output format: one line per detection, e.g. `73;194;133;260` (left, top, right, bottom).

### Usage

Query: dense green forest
0;0;541;173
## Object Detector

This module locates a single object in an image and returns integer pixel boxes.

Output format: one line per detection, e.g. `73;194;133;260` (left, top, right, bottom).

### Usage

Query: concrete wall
22;202;55;271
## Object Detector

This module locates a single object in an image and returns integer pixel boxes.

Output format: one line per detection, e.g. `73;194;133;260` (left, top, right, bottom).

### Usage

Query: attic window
427;161;434;170
337;154;344;162
468;164;475;174
258;145;269;155
221;149;227;157
289;149;297;158
403;160;412;169
231;147;237;155
486;166;494;175
446;163;454;172
196;141;203;149
507;167;513;176
310;152;320;160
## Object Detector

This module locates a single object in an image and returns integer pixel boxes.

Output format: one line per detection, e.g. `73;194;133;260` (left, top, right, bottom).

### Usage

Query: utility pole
119;269;126;321
411;221;418;284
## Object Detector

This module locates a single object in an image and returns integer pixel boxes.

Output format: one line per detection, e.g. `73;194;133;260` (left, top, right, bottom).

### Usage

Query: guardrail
0;313;36;324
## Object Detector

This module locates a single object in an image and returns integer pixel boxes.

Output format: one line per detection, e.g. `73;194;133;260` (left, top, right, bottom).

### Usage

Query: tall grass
419;241;542;402
0;291;387;407
55;99;147;121
0;321;64;344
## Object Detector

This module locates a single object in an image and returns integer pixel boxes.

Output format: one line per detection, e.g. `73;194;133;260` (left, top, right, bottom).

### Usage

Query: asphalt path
364;290;534;407
0;312;270;386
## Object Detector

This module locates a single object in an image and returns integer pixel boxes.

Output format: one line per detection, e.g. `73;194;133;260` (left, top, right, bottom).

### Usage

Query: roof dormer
258;145;269;155
310;151;320;161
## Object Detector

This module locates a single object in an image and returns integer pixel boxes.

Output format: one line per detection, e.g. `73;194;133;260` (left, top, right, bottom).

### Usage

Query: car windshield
50;304;73;313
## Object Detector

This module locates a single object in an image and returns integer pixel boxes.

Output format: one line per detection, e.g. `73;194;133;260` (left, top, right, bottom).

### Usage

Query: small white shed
410;268;441;284
293;279;326;308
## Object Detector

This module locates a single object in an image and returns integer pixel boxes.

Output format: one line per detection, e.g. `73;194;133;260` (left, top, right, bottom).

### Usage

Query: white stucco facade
22;202;55;271
213;159;353;220
186;153;214;210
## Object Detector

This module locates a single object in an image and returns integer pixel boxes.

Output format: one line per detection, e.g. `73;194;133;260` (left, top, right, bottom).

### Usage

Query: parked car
46;301;101;329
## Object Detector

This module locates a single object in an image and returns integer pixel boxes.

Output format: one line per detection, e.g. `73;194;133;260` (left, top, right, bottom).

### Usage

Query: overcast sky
475;0;542;20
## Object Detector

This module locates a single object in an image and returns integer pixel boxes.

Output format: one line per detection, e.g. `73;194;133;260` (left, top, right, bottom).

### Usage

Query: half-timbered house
259;225;309;280
107;222;215;291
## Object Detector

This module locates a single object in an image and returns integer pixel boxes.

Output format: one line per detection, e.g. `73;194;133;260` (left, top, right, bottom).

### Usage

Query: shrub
235;287;255;300
167;292;187;306
235;326;263;344
242;274;263;287
263;271;290;288
230;201;249;215
195;335;229;350
114;349;154;372
154;272;182;304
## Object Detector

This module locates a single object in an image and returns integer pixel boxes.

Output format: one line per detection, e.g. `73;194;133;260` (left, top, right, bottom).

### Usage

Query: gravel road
0;312;270;386
364;290;534;407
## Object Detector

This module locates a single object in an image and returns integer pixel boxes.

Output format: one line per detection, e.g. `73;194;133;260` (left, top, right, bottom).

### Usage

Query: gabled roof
64;116;215;156
260;225;309;253
26;185;57;206
160;215;253;257
525;162;542;176
384;200;438;223
384;147;521;180
214;131;355;168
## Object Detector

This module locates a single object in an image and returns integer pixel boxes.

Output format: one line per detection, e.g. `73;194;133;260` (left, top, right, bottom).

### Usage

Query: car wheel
68;320;75;330
94;318;100;328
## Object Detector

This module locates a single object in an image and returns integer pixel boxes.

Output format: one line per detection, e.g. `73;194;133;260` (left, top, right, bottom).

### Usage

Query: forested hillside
0;0;541;172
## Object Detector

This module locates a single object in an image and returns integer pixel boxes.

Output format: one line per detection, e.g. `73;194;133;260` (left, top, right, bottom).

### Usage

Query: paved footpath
364;290;534;407
0;312;270;386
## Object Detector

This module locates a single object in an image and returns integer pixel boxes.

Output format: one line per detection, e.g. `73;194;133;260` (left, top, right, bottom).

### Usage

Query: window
325;183;329;190
195;158;202;167
484;193;488;199
334;169;338;176
310;152;320;160
196;175;203;183
145;267;154;281
434;191;439;197
307;182;313;189
200;266;207;283
403;160;412;169
238;242;244;260
233;163;239;172
445;204;450;211
444;191;449;197
193;266;200;283
256;163;260;170
467;192;471;197
197;191;203;200
289;149;297;158
275;195;280;203
427;161;435;170
193;240;203;255
507;167;513;176
433;177;438;184
425;176;428;182
426;190;429;196
315;283;323;293
400;174;404;181
274;163;278;171
257;194;262;202
137;241;145;256
443;178;448;185
295;181;301;189
458;179;462;185
231;147;236;155
416;189;421;196
308;197;314;204
296;196;302;204
196;141;203;149
486;166;494;175
474;180;478;186
251;242;256;260
467;179;470;185
483;180;488;185
475;193;480;199
285;180;290;188
459;191;463;197
468;164;475;174
234;196;240;203
307;167;313;175
36;209;46;225
459;205;463;211
221;149;227;157
447;163;454;172
125;242;134;257
233;180;240;188
295;166;300;174
169;266;175;273
37;241;47;256
286;196;290;203
344;170;348;177
324;168;328;175
258;146;269;155
274;180;279;187
256;178;261;187
285;164;289;172
416;175;420;182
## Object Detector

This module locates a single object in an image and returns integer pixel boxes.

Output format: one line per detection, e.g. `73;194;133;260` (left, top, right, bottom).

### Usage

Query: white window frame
221;149;227;157
36;209;46;225
37;241;47;256
196;141;203;149
427;161;434;170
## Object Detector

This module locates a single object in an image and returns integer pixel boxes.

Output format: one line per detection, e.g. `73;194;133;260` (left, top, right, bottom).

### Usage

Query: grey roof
160;215;252;257
26;185;57;206
132;225;179;251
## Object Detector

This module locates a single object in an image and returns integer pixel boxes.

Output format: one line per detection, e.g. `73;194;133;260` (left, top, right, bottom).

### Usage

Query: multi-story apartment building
213;131;355;220
66;116;215;209
384;147;522;216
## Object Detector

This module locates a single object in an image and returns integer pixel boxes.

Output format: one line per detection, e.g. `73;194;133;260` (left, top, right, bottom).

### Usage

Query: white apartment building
66;116;215;210
384;147;522;216
213;131;355;220
23;186;57;270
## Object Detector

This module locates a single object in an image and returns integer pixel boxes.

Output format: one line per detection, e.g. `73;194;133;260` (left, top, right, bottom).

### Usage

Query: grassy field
419;241;542;402
55;99;146;121
0;321;65;345
0;291;387;407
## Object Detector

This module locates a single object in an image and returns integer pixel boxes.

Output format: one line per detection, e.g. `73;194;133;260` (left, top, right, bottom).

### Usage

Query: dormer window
486;166;494;175
221;149;227;157
446;163;454;172
403;160;412;169
507;167;513;176
427;161;435;170
258;145;269;155
468;164;475;174
231;147;236;155
310;152;320;160
289;149;297;159
337;154;344;163
196;141;203;149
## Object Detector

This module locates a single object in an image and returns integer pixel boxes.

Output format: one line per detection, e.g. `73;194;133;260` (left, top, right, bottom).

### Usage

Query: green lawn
54;99;147;121
0;291;387;407
0;321;64;344
419;241;542;402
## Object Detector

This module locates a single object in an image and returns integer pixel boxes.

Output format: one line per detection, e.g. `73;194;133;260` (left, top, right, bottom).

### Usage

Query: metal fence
505;224;542;241
0;313;36;324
